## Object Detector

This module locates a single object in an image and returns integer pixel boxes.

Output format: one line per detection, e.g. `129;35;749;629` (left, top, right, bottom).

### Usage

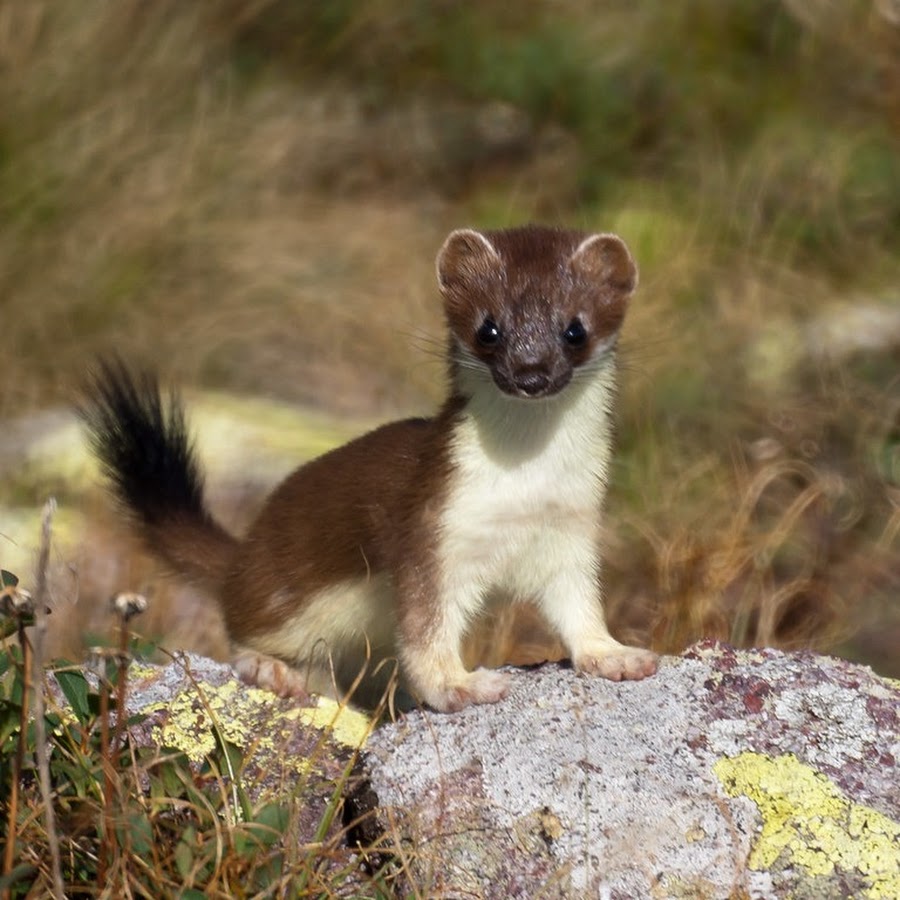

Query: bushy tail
78;358;238;588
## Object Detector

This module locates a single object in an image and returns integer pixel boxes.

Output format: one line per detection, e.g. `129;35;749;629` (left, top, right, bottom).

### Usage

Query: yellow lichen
715;751;900;899
292;696;372;749
141;676;371;764
128;662;160;680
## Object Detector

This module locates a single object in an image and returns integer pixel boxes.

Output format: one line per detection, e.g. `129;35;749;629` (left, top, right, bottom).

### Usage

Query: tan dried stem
1;612;29;900
30;497;66;900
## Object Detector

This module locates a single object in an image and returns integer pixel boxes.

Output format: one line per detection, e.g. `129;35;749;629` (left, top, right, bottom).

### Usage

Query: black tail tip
77;355;207;526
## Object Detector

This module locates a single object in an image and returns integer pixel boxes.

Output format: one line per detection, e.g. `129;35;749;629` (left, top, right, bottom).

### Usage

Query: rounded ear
436;228;502;291
569;233;638;295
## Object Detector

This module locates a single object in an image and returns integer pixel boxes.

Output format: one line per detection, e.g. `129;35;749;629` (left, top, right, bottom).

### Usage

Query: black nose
514;371;551;396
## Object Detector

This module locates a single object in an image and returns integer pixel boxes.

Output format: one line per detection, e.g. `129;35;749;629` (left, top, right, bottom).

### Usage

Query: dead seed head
111;591;148;620
0;584;35;617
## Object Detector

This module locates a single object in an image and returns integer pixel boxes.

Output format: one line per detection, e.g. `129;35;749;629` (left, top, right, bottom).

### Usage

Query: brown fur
224;406;461;643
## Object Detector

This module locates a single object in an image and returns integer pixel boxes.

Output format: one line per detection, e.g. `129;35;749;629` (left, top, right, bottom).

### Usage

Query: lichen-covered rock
355;642;900;899
122;654;371;792
44;653;379;891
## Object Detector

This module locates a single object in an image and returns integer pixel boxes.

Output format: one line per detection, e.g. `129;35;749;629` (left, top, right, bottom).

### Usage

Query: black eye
476;318;501;346
563;318;587;347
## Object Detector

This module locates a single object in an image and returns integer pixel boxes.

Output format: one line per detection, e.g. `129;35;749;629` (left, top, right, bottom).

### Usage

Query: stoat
80;225;658;712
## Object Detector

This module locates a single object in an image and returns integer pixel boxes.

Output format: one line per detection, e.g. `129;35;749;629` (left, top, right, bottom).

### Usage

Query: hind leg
232;647;313;699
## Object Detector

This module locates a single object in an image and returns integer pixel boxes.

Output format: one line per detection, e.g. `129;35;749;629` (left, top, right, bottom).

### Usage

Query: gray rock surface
357;642;900;899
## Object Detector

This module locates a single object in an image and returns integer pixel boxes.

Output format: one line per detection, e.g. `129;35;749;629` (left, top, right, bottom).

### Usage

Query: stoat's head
436;224;637;400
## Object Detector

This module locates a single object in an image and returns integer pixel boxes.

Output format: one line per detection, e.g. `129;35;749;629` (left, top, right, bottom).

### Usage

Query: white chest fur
438;363;617;611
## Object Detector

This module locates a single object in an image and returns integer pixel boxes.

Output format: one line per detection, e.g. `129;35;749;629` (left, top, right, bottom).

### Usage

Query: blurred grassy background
1;0;898;675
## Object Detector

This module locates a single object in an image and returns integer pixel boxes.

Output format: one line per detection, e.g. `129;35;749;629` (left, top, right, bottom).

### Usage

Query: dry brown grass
0;0;459;419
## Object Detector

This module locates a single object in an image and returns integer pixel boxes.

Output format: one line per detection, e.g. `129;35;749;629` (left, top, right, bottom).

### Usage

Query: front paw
574;644;658;681
423;668;511;713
